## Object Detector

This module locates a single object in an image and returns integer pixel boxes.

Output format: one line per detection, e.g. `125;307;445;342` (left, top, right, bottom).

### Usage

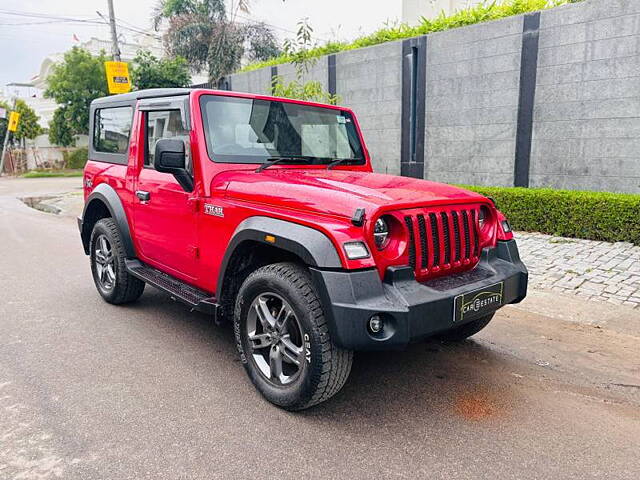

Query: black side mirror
154;138;193;192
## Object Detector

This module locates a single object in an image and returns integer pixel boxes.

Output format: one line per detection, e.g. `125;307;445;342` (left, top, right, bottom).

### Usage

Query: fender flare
80;183;136;258
216;216;342;298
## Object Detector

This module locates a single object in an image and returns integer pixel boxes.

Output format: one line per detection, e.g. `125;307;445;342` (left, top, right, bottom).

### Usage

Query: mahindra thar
79;88;528;410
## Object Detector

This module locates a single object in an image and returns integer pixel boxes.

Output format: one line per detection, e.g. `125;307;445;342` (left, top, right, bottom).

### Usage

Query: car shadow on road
128;288;525;427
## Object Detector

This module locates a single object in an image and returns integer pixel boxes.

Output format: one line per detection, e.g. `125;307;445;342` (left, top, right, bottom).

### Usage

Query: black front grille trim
471;209;479;256
404;216;416;269
429;213;440;267
417;214;428;269
440;212;451;265
452;210;461;262
462;210;471;259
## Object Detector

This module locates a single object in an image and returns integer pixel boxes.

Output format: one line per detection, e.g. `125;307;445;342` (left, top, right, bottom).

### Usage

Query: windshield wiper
255;156;314;173
327;158;360;170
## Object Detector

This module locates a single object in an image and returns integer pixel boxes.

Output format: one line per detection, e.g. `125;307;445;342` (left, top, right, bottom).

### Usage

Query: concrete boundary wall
225;0;640;193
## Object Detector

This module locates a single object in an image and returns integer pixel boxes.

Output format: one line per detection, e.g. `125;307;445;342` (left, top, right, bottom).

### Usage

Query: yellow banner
105;61;131;94
8;111;20;132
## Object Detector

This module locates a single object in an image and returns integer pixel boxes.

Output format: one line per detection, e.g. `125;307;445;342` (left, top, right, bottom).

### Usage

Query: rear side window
93;107;133;154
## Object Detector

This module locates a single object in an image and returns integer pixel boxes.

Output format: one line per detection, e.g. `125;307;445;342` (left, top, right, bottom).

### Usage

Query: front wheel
234;263;353;410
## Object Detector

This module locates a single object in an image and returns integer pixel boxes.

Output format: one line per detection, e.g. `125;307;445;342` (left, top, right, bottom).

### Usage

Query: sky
0;0;402;88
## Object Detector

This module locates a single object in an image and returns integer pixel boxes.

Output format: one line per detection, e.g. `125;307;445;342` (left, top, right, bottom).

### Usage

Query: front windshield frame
199;94;366;166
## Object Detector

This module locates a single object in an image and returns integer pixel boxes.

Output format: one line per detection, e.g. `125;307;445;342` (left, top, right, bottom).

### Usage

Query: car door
133;97;199;281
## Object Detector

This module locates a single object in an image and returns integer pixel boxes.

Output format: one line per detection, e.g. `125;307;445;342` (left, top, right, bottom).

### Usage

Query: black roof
91;88;193;106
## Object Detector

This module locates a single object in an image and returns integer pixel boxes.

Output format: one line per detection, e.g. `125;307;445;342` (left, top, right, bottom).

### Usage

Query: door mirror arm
154;138;194;192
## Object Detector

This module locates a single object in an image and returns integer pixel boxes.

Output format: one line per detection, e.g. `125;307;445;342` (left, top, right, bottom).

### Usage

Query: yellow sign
8;111;20;132
105;61;131;94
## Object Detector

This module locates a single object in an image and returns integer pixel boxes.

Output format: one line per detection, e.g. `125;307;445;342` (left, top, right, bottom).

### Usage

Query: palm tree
153;0;280;83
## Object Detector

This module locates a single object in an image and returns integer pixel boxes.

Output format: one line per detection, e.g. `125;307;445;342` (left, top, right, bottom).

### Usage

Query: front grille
404;206;481;279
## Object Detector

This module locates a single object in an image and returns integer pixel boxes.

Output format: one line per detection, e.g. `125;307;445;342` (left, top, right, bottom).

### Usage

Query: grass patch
21;169;84;178
461;185;640;245
240;0;582;73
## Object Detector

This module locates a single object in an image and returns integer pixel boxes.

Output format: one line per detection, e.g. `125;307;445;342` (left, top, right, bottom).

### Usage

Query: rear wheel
437;313;494;342
90;218;145;304
235;262;353;410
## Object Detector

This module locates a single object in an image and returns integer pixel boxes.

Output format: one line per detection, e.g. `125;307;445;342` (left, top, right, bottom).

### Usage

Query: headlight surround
373;217;391;250
478;205;491;231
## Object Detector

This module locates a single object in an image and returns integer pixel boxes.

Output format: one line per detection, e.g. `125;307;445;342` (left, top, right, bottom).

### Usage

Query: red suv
79;88;527;410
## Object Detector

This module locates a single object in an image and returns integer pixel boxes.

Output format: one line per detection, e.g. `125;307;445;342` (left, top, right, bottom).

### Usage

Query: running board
125;259;219;317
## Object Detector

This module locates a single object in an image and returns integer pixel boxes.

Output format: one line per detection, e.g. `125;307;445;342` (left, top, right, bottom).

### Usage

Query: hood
221;168;486;219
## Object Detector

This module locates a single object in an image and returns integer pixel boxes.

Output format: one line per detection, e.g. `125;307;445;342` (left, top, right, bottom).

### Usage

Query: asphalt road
1;177;639;480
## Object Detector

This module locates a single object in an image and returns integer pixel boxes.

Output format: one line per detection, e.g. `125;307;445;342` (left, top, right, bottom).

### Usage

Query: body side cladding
80;183;136;258
216;216;342;299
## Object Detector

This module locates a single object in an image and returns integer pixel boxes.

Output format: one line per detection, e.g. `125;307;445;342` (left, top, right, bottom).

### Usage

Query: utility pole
0;98;16;177
107;0;121;61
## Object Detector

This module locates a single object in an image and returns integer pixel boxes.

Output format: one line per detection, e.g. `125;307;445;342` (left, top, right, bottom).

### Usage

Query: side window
146;110;190;169
94;107;133;154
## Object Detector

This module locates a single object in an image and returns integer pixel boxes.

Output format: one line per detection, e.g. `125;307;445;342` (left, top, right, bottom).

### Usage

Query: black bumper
310;239;528;351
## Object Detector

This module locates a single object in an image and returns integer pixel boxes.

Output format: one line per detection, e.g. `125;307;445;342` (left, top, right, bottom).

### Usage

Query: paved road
1;177;639;480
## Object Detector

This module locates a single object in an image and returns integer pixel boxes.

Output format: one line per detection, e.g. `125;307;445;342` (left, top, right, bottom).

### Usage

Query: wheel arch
215;216;342;322
80;183;135;258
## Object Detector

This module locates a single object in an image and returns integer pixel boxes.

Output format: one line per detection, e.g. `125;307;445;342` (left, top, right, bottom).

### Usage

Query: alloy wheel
246;292;305;385
94;234;116;290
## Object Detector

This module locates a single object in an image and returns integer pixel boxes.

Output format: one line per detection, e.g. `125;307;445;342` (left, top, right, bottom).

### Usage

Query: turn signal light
344;242;370;260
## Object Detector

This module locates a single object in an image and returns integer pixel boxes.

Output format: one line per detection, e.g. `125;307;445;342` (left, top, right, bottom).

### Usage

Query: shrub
460;185;640;245
271;76;340;104
64;147;88;169
240;0;582;73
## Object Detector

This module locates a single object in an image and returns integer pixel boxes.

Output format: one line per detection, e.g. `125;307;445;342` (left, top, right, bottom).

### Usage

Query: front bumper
310;239;528;351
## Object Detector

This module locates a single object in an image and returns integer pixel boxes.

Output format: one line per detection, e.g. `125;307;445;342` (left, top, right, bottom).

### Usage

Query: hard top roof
91;88;193;106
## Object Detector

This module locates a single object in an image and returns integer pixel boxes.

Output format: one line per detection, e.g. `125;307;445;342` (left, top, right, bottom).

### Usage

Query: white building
0;34;169;170
1;35;165;130
402;0;501;25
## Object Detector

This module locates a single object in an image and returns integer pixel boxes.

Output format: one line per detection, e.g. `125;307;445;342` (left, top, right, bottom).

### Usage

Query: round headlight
478;206;490;230
374;217;390;250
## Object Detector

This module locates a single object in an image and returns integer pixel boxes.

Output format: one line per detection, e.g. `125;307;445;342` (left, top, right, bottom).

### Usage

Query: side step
125;259;219;317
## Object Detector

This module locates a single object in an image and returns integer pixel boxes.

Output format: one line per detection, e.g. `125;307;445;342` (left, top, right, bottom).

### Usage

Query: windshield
199;95;365;165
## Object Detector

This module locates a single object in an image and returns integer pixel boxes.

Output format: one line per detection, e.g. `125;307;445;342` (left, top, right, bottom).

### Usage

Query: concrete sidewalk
517;232;640;309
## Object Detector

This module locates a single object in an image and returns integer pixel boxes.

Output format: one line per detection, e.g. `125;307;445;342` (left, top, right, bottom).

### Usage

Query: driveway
1;177;639;479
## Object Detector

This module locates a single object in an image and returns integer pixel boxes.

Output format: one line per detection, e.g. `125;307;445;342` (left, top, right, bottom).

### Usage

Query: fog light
368;314;383;334
501;219;512;233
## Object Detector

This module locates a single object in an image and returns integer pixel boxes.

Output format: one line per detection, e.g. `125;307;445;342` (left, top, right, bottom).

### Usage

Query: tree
0;101;9;148
13;99;42;142
0;99;42;148
272;19;339;105
130;50;192;90
153;0;281;83
48;108;75;147
45;47;109;146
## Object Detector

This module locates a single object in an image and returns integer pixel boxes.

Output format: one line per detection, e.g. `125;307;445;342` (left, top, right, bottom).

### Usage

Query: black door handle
136;190;150;202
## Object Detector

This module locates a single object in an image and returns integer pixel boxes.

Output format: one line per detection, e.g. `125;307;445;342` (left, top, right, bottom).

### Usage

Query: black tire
90;218;145;304
437;313;494;342
235;262;353;410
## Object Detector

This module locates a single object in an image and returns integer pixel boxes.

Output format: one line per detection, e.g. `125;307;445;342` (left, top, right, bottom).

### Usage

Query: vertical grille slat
462;210;471;259
417;214;428;270
403;205;482;279
404;216;416;269
452;211;461;262
471;209;480;257
428;213;440;267
440;212;451;265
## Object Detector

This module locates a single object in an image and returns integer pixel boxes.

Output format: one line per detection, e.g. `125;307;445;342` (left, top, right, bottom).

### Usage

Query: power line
0;7;332;46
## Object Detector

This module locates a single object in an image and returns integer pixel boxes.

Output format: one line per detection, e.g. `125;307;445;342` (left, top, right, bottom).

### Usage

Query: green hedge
241;0;582;73
461;186;640;245
63;147;88;169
